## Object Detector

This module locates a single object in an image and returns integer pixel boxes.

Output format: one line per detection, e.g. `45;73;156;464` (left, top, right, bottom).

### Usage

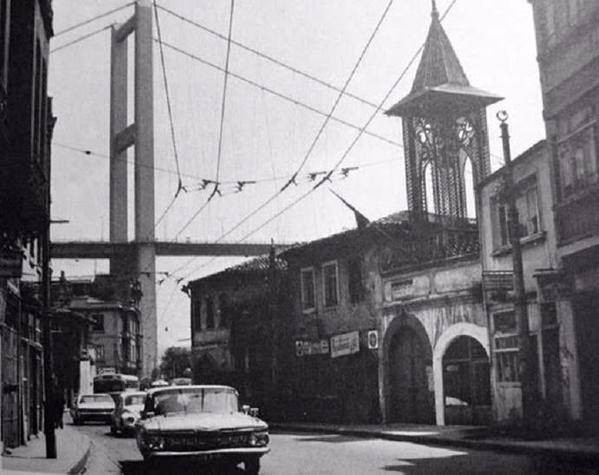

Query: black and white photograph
1;0;599;473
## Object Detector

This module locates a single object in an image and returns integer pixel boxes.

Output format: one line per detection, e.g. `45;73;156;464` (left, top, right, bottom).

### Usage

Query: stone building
0;0;54;450
528;0;599;430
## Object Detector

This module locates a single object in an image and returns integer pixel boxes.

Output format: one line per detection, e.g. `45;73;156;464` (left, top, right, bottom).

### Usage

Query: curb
67;438;92;475
270;424;599;463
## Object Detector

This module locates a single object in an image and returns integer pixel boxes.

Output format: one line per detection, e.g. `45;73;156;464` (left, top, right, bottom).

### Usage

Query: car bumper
145;446;270;459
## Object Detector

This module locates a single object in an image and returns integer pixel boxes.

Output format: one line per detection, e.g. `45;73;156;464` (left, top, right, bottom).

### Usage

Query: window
91;313;104;332
348;258;364;303
205;297;215;329
218;293;229;328
493;176;541;248
322;261;339;308
96;345;105;360
558;106;598;198
300;267;315;312
494;335;519;382
192;298;201;332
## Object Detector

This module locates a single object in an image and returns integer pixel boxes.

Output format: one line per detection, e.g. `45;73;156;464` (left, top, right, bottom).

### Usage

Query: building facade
186;253;289;419
0;0;54;450
529;0;599;430
479;140;581;426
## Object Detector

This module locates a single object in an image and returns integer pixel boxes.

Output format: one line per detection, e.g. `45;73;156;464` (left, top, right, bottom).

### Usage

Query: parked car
170;377;192;386
110;391;146;436
71;394;115;425
135;385;269;474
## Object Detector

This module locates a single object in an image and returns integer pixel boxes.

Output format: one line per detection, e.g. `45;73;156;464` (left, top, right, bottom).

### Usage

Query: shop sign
330;331;359;358
295;339;329;357
482;271;513;291
0;251;22;278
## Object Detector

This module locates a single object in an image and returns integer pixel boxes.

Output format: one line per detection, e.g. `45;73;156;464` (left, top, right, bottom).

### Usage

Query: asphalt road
72;421;596;474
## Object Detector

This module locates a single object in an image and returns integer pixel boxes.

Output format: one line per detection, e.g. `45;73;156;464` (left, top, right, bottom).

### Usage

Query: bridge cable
51;24;113;54
54;2;134;37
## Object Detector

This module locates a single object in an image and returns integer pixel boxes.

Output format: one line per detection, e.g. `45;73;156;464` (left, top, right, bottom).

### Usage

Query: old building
281;218;403;424
528;0;599;430
478;140;581;426
53;274;143;378
186;252;289;419
0;0;54;450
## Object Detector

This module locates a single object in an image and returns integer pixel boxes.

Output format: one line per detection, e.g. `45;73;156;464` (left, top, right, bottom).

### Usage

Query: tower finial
432;0;439;19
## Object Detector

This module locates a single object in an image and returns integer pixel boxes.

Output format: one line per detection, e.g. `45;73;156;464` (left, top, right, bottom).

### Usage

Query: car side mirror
249;407;259;417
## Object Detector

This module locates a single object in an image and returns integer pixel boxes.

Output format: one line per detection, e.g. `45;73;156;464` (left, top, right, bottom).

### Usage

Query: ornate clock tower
386;1;502;220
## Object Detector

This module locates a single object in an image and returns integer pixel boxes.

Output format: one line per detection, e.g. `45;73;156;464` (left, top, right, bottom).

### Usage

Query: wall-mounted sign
367;330;379;350
295;339;329;357
330;331;359;358
482;271;513;292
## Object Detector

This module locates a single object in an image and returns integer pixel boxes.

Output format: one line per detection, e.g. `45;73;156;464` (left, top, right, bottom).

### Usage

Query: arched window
463;157;476;219
424;162;435;214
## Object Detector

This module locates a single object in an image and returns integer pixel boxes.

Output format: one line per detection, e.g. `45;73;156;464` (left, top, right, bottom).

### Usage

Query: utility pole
497;111;536;426
41;218;56;458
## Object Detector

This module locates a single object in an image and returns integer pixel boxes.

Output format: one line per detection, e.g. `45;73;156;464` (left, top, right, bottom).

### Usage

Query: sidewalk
270;421;599;462
1;424;91;475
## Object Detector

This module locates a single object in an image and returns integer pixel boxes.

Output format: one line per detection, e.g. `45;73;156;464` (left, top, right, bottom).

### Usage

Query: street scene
2;0;599;474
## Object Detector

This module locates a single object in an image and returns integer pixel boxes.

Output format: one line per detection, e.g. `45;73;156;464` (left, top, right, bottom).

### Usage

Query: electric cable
171;0;400;279
156;3;379;110
153;0;186;228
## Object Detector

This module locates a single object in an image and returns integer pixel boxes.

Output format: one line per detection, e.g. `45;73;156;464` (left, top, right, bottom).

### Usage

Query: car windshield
80;395;112;404
124;395;145;406
153;388;237;415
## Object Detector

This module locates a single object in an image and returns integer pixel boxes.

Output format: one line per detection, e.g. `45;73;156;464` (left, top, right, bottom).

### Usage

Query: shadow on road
120;460;251;475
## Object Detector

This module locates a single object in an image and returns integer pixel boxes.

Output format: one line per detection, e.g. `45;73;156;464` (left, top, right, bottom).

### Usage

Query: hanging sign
367;330;379;350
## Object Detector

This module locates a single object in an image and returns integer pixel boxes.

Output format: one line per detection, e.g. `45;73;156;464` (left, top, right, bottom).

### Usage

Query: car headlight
145;434;166;451
248;431;269;447
122;411;137;424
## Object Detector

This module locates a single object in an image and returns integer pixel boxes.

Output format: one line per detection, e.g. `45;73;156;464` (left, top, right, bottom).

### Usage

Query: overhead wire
153;0;186;228
155;3;379;110
172;0;460;283
156;40;402;149
171;0;399;280
171;0;236;239
54;2;134;37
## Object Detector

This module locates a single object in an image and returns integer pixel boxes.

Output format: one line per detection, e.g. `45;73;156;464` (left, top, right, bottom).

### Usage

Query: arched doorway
442;336;491;425
386;321;435;424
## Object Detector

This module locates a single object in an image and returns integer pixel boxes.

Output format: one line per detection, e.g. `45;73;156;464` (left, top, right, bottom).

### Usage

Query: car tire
73;417;81;425
244;457;260;475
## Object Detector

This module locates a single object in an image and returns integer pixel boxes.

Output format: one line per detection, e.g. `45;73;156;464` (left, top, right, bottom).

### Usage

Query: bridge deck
51;241;290;259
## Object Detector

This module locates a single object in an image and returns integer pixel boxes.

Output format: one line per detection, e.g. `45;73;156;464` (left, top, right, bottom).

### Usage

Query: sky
48;0;544;355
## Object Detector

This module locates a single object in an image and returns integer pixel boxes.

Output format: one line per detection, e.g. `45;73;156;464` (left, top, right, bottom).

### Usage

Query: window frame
322;260;339;309
300;266;316;313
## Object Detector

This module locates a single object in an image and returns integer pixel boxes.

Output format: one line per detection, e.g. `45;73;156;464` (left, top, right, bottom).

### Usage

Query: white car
110;391;146;436
136;385;269;474
71;393;115;425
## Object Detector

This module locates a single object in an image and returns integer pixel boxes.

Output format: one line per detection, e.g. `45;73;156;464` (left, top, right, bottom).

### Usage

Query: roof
477;139;547;189
188;254;286;287
386;4;501;117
